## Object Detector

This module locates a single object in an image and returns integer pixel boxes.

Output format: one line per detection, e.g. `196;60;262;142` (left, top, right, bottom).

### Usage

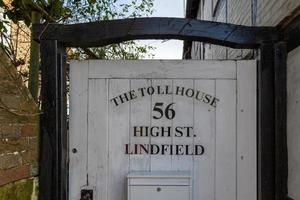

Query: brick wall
0;49;39;199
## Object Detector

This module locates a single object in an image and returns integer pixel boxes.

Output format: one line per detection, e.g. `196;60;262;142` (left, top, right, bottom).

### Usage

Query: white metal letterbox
127;171;192;200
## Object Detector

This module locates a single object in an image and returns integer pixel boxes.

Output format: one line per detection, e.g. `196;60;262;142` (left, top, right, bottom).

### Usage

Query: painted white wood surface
69;61;88;200
172;79;194;171
236;60;257;200
86;60;236;79
129;79;151;171
69;60;257;200
150;79;173;171
216;79;236;200
88;79;109;200
193;80;215;200
108;79;130;200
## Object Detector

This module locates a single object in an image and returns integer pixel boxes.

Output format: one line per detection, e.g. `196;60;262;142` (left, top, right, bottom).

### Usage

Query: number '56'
152;102;175;120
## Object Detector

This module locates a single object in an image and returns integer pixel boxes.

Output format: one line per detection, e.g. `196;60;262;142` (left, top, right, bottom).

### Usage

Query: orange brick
0;153;22;170
0;165;30;186
21;124;35;136
21;150;38;165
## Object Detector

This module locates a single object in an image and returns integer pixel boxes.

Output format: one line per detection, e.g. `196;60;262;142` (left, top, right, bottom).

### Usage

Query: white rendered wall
287;46;300;200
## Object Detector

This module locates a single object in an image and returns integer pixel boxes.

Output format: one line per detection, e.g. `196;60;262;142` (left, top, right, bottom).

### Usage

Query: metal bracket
80;189;93;200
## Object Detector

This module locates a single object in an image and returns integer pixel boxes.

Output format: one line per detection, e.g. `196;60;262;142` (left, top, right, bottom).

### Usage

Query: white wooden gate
69;60;256;200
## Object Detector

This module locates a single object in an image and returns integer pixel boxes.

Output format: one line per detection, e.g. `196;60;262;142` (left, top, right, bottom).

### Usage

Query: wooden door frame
33;17;289;200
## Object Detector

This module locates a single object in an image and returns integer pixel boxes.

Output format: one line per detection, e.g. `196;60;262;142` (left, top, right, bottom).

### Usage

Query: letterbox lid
127;171;191;186
127;171;191;178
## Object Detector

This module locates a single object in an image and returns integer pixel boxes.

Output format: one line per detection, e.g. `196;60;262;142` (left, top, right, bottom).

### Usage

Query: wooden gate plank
237;60;257;200
216;79;237;200
150;79;173;171
88;60;237;79
69;61;89;199
172;79;194;171
193;80;215;200
108;79;130;200
88;79;109;200
129;79;151;171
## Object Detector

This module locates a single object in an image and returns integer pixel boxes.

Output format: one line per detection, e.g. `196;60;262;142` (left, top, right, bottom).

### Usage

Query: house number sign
110;84;219;156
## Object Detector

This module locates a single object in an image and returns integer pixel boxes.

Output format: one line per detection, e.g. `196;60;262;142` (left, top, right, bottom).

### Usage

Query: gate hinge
80;189;93;200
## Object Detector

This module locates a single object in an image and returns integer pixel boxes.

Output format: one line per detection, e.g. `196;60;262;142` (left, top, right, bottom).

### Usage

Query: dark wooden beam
40;40;67;200
258;43;275;200
274;42;288;200
33;18;279;49
40;40;56;200
257;42;289;200
185;0;201;18
287;23;300;52
277;6;300;52
183;40;192;59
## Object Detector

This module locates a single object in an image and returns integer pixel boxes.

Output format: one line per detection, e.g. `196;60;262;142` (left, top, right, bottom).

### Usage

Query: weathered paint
69;60;256;200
